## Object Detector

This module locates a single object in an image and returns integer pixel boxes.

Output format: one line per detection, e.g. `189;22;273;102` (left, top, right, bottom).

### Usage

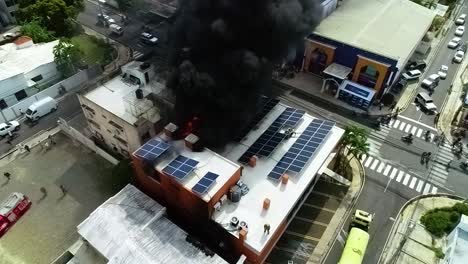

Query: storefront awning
323;63;352;80
338;80;376;101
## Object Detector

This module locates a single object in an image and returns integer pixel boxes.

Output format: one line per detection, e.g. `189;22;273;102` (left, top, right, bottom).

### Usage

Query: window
14;90;27;101
82;105;95;115
114;135;128;146
31;75;43;82
102;114;107;119
0;99;7;110
109;120;123;130
120;148;129;157
140;131;150;143
5;0;15;7
88;119;101;130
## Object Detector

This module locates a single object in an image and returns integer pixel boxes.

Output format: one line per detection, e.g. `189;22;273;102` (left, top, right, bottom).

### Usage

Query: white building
444;214;468;264
78;61;169;156
57;184;228;264
0;36;60;109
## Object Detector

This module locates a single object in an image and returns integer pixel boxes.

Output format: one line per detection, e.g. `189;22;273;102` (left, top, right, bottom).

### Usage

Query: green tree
16;0;77;37
334;126;369;174
20;19;54;43
53;38;82;77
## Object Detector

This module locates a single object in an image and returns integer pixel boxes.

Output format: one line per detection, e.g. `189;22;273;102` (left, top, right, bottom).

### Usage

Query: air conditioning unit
213;202;221;211
220;194;227;205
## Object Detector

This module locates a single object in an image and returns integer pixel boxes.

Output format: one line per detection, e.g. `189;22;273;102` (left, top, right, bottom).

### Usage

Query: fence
0;68;95;123
58;117;119;165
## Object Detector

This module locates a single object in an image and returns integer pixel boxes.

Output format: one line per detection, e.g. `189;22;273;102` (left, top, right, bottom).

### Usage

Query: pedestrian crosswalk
133;50;144;60
360;153;439;194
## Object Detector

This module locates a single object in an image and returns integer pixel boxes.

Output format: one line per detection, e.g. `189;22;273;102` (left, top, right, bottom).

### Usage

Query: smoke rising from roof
167;0;321;147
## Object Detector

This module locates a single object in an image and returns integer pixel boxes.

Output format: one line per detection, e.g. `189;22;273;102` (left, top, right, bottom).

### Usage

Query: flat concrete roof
314;0;435;66
77;184;228;264
213;103;344;254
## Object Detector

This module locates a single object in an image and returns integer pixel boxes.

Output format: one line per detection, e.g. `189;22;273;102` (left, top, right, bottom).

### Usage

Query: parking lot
0;132;124;264
266;179;349;264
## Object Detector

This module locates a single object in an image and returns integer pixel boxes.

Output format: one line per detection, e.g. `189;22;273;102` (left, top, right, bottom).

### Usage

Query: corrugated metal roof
77;184;227;264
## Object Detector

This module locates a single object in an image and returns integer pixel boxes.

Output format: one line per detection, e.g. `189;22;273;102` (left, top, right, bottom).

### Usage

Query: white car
448;37;462;49
453;50;465;63
456;14;467;25
0;121;20;137
402;69;422;81
455;26;465;36
438;65;448;79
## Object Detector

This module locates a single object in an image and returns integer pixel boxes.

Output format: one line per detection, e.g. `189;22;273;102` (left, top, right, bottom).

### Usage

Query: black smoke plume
167;0;321;147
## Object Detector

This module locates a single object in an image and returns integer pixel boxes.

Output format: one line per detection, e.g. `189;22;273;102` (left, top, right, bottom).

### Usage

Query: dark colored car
406;60;427;71
458;43;467;53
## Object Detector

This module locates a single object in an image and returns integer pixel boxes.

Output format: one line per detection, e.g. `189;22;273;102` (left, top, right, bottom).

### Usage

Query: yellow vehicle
338;209;373;264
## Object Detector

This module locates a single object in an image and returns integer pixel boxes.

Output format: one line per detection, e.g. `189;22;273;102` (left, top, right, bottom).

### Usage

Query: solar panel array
268;119;335;180
235;97;280;141
192;172;219;195
238;108;305;163
134;138;170;162
162;155;199;180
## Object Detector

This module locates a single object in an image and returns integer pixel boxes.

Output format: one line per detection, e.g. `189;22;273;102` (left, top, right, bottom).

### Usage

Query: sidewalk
307;155;365;263
379;194;463;264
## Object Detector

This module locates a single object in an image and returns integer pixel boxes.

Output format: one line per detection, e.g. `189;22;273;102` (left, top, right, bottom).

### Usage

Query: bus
338;210;373;264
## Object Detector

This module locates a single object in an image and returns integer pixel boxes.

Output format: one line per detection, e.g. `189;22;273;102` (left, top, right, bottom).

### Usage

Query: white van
109;24;123;36
25;97;58;121
421;74;440;90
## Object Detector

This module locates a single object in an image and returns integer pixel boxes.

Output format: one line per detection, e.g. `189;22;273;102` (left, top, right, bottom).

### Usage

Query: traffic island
379;194;465;264
308;153;365;263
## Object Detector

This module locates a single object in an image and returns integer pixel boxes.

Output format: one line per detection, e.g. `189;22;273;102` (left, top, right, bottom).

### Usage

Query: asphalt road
77;0;170;65
0;94;81;156
403;3;468;125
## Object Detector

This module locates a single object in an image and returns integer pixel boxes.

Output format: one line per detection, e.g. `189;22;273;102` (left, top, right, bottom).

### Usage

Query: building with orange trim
131;101;344;263
300;0;435;108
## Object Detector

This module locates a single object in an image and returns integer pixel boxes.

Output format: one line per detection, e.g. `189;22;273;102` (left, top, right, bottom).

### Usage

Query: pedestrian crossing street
362;116;453;194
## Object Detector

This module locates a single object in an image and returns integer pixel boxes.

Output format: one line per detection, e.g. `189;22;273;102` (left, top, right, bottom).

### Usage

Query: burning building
167;0;321;147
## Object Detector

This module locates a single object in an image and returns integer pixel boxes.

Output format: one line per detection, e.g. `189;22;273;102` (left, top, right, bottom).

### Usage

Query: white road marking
360;154;367;162
393;120;400;128
431;186;438;194
402;173;411;185
364;156;374;167
371;159;380;170
396;171;405;182
399;121;406;130
389;168;397;179
416;128;423;137
405;124;411;133
416;180;424;192
423;183;431;194
377;162;385;173
383;165;392;176
411;126;417;135
409;177;417;188
399;115;437;131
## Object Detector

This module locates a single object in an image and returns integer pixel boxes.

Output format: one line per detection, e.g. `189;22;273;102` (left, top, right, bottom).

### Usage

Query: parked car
402;69;422;81
453;50;465;63
109;24;123;36
0;121;20;138
421;73;440;90
438;65;449;79
97;13;115;26
456;26;465;36
456;14;467;25
415;92;437;114
448;37;462;48
0;193;32;238
392;78;407;93
406;60;427;71
458;43;467;52
140;32;158;45
25;96;58;121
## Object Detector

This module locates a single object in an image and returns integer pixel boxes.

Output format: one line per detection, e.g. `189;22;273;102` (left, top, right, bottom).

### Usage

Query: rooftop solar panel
134;138;170;162
235;97;280;141
162;155;199;180
268;119;335;180
238;108;305;163
192;172;219;195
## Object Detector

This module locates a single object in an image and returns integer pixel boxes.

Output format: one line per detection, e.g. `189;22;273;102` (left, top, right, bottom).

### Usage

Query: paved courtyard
0;132;126;264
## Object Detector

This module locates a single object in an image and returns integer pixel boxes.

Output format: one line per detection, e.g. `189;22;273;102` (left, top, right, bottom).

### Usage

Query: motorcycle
402;135;413;144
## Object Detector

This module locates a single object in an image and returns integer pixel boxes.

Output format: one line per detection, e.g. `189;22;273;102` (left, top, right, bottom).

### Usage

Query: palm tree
334;126;369;174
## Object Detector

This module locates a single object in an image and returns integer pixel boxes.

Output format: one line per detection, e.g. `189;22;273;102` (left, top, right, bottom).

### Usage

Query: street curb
377;193;464;263
315;153;366;264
